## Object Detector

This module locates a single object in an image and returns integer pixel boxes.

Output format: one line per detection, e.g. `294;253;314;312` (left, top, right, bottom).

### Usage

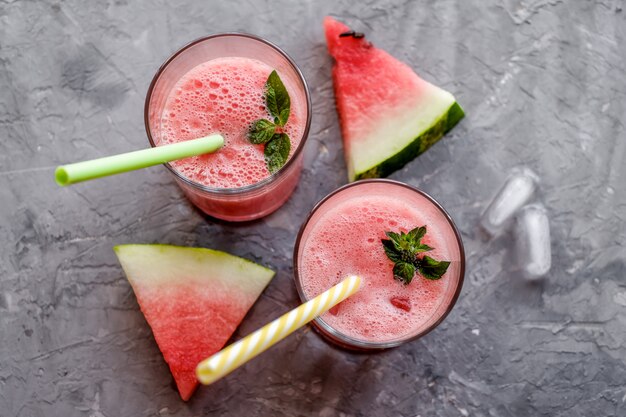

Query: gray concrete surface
1;0;625;416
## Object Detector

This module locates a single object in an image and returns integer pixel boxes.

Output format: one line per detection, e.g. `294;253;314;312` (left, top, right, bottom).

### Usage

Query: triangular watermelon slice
324;17;465;181
114;244;275;401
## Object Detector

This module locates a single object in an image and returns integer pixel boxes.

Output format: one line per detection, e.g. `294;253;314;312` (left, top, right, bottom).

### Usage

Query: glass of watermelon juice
294;180;465;350
145;34;311;221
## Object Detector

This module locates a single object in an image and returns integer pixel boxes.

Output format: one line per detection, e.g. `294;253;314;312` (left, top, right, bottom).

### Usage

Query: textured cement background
1;0;626;416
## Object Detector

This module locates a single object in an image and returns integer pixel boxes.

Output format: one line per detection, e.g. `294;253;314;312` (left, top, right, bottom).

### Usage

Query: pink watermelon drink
294;180;465;350
145;34;311;221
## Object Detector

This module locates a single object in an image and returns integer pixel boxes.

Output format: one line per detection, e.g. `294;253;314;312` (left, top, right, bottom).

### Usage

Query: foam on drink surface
159;57;304;189
300;195;455;343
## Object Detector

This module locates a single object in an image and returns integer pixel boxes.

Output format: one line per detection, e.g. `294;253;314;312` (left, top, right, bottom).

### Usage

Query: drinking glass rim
144;33;312;195
293;179;466;350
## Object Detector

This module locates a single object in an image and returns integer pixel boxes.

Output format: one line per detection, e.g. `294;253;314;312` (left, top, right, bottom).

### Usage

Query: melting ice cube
515;204;551;280
480;167;539;236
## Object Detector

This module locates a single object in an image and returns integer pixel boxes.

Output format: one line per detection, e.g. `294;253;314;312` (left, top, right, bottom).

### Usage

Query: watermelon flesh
114;245;275;401
324;17;464;181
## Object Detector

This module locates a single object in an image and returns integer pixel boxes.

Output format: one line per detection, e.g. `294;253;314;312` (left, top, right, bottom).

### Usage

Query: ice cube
515;204;551;280
480;167;539;236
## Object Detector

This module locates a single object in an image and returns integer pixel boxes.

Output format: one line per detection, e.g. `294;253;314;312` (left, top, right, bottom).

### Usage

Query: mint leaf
415;243;434;253
407;226;427;242
385;231;402;243
264;133;291;174
398;234;413;251
407;226;432;253
410;240;433;254
381;239;401;262
385;231;401;246
266;70;290;126
393;262;416;285
418;256;451;280
248;119;276;144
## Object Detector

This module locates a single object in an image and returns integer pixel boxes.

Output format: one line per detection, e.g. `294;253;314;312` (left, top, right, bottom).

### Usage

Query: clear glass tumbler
145;34;311;221
294;179;465;351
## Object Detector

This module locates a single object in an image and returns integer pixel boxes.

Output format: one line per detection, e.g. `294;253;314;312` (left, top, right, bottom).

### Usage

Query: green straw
55;135;224;186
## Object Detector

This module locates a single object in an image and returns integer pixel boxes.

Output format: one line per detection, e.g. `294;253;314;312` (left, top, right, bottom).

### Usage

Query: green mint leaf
418;256;451;280
382;225;450;284
264;133;291;174
265;70;290;126
415;243;434;253
406;226;433;253
248;119;276;144
381;239;401;262
393;262;416;285
385;231;401;243
407;226;427;242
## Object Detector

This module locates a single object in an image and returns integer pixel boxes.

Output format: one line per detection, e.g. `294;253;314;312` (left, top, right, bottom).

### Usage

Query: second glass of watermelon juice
294;180;465;350
145;34;311;221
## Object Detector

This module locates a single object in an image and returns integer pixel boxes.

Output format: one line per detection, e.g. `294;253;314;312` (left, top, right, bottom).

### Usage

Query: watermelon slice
324;17;465;181
114;244;274;401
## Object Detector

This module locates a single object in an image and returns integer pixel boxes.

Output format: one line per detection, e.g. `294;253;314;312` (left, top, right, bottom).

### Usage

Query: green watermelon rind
353;101;464;181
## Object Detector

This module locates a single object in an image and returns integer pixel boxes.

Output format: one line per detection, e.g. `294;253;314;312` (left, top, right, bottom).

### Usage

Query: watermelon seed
339;31;365;39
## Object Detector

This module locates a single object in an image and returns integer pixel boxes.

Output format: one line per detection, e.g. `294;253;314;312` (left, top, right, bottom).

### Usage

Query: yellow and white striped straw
196;275;362;385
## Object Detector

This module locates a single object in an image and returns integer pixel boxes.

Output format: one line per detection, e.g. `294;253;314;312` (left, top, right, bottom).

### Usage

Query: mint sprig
381;225;450;285
247;70;292;174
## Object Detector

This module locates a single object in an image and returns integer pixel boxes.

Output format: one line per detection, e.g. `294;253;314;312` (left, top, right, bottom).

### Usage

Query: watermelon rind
352;101;464;181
